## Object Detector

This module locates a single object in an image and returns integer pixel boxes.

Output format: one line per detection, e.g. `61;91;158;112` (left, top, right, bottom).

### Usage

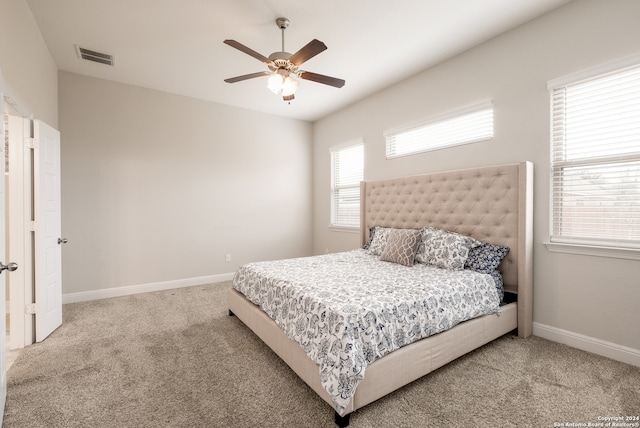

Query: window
330;141;363;229
384;101;493;159
548;58;640;255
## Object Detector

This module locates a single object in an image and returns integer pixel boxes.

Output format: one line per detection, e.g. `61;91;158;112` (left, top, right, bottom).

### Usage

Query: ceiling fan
223;17;345;102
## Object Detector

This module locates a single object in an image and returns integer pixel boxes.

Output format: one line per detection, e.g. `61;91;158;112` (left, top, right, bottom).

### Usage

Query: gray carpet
3;282;639;427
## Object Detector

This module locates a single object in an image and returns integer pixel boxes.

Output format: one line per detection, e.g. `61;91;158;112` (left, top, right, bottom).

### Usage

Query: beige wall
0;0;58;125
59;72;313;294
313;0;640;351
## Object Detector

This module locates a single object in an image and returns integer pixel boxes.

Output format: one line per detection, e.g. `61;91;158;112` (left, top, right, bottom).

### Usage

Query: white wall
313;0;640;354
59;72;313;296
0;0;57;125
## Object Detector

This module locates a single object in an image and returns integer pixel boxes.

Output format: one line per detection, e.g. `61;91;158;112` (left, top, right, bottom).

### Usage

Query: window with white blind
548;58;640;256
384;101;493;159
330;141;364;229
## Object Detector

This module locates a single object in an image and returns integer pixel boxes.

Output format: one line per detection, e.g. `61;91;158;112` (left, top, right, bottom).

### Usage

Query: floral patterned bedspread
232;249;500;414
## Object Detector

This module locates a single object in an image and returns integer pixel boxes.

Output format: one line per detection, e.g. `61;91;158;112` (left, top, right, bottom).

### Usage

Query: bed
228;161;533;426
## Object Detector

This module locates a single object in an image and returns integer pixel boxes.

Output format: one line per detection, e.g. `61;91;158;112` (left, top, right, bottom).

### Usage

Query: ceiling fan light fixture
267;72;284;94
267;69;299;98
281;75;299;97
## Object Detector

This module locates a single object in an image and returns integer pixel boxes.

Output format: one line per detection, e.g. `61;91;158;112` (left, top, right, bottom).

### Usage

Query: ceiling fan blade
289;39;327;66
223;39;271;64
299;71;345;88
224;71;271;83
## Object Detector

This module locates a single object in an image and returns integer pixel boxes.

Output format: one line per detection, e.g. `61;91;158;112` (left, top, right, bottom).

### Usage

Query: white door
34;120;62;342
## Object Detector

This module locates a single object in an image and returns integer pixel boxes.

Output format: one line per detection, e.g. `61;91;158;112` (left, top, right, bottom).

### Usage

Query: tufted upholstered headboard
360;161;533;337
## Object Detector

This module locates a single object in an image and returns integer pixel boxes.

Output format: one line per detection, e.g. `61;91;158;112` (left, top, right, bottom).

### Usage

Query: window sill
329;225;360;234
543;241;640;261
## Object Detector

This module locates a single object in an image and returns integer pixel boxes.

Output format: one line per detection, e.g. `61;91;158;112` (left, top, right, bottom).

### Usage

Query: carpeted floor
3;282;639;427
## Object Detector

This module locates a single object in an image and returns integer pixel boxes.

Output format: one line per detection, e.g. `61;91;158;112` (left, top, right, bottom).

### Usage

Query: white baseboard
62;273;235;304
533;322;640;367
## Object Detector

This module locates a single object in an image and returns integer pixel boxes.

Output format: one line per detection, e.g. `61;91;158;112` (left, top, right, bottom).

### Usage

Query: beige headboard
360;161;533;337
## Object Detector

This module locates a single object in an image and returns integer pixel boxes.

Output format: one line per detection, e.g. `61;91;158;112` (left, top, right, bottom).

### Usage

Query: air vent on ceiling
75;45;115;66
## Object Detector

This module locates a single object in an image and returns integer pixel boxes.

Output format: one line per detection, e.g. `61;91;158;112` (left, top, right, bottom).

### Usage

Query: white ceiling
27;0;571;122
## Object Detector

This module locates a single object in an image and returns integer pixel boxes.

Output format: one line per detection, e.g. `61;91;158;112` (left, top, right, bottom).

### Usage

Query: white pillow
415;227;480;270
366;226;391;256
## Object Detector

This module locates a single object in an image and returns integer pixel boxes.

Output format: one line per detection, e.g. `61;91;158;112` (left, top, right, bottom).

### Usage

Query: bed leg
228;309;235;316
334;411;350;427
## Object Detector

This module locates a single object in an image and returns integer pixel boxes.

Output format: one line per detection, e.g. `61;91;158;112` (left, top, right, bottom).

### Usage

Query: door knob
58;237;68;244
0;262;18;272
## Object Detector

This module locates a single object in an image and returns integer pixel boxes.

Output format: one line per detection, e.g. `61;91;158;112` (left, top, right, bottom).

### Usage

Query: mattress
232;249;501;413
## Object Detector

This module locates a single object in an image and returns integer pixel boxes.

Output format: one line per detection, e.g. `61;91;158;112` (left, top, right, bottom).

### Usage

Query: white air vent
75;45;115;66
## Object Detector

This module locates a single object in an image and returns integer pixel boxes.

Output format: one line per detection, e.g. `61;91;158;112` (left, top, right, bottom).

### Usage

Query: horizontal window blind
550;64;640;248
385;102;493;159
331;142;363;228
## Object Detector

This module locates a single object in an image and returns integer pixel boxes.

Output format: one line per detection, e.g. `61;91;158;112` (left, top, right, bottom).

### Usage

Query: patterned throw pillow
465;242;510;302
366;226;391;256
464;243;510;273
488;270;505;302
414;227;480;270
379;229;422;266
363;226;376;250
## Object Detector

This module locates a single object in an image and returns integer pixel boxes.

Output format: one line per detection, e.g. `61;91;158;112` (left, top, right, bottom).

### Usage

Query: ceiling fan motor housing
268;51;298;74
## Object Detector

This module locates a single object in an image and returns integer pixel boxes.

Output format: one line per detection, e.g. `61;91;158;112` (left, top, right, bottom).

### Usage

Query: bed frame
228;161;533;426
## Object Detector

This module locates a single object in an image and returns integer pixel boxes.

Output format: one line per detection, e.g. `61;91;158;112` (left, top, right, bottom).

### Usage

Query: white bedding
232;249;500;414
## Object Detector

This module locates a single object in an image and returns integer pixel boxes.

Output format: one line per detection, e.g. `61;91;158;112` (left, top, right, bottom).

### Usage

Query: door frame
3;81;35;349
1;64;6;427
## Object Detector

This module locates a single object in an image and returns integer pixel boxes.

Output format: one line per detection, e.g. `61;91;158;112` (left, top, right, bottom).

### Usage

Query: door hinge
25;303;37;315
25;137;38;150
28;221;37;232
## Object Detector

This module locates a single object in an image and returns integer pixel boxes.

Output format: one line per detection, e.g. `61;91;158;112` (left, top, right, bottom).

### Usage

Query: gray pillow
379;229;422;266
